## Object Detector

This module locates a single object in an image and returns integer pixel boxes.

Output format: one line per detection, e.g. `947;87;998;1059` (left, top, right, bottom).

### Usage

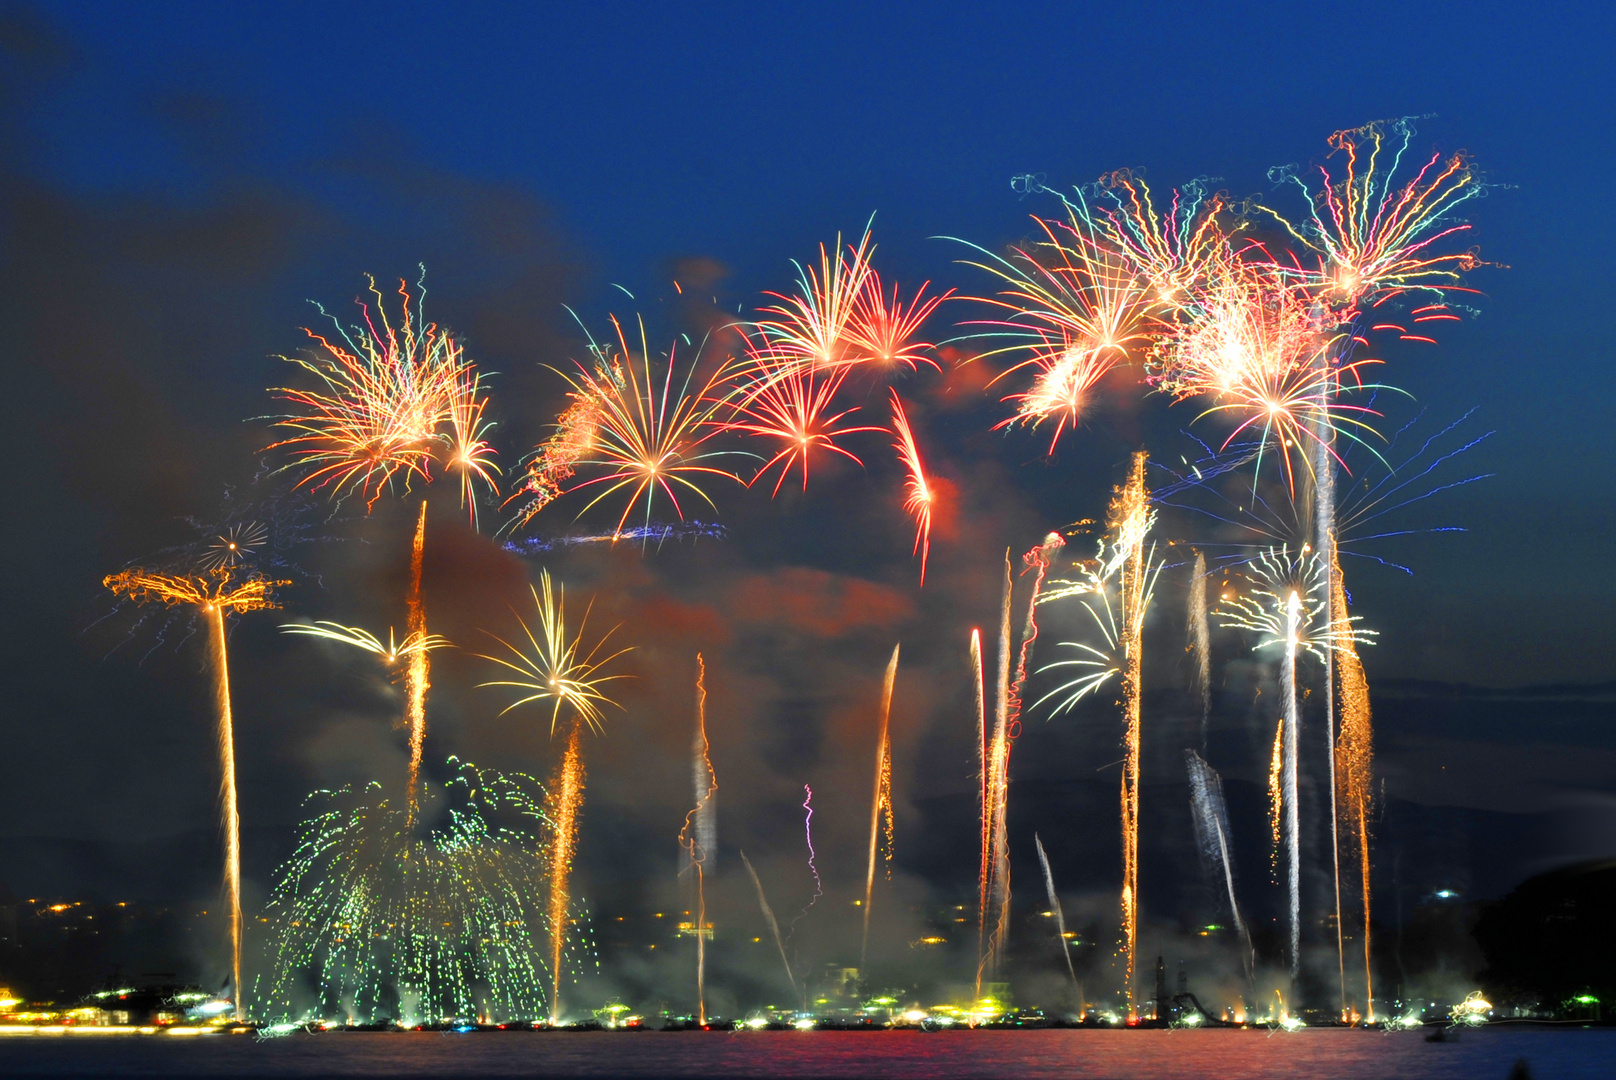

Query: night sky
1;1;1612;1008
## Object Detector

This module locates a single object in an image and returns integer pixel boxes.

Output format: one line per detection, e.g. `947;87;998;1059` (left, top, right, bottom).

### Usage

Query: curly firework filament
547;722;585;1022
405;501;430;827
861;644;900;968
1281;591;1302;982
209;605;245;1022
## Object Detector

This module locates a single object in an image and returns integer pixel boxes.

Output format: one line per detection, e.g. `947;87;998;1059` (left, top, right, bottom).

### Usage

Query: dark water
0;1028;1606;1079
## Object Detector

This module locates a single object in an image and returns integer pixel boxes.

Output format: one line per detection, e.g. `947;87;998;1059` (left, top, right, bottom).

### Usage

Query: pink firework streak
788;784;823;940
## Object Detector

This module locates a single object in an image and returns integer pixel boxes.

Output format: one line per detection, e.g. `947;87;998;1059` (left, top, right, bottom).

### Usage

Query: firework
954;213;1153;452
1185;751;1255;995
678;655;718;1026
1332;547;1375;1021
726;362;881;496
254;759;556;1025
278;620;450;665
546;724;585;1022
1214;544;1375;981
740;851;796;1002
847;270;952;373
477;570;634;736
980;556;1014;990
860;644;900;968
198;521;268;572
748;228;876;375
404;503;431;824
509;316;743;537
1033;834;1080;994
1187;551;1211;750
1256;118;1487;311
970;628;990;998
504;520;728;555
265;274;498;519
1113;454;1150;1018
1081;170;1232;308
104;566;286;1020
788;784;823;944
889;392;934;583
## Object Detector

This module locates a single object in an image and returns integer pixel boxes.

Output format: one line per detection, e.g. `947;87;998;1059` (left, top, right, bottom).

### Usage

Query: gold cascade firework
861;644;900;968
405;502;430;826
103;566;286;1021
546;723;585;1023
1112;451;1149;1020
1332;549;1375;1021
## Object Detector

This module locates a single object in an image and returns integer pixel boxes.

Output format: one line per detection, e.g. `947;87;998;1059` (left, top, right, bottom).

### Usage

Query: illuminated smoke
1185;750;1255;996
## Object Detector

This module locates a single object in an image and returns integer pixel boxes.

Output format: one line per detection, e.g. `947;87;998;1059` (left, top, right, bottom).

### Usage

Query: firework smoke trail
861;644;900;968
679;655;718;1026
404;502;430;827
1011;533;1065;729
103;567;285;1020
1115;452;1149;1018
970;628;989;999
1185;751;1255;995
547;722;585;1022
1315;417;1348;1018
1332;549;1375;1020
208;603;244;1021
1033;834;1079;994
1280;590;1302;981
1188;552;1211;751
740;851;797;1002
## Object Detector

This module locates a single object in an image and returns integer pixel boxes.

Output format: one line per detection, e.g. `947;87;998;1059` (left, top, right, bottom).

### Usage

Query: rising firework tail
104;566;287;1020
1033;834;1080;994
1332;547;1375;1021
861;644;900;969
547;724;586;1022
678;655;718;1026
740;851;797;1004
788;784;823;946
405;503;430;826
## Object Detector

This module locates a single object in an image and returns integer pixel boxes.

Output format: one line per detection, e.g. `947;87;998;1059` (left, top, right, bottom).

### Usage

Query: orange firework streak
103;567;285;1021
679;655;718;1026
1332;550;1375;1021
547;721;585;1022
1110;452;1149;1019
861;644;901;968
977;555;1014;991
403;501;430;827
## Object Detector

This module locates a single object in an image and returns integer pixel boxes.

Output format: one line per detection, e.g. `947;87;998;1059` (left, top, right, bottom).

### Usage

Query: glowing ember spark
477;570;634;735
104;566;286;1021
861;644;900;967
888;392;934;583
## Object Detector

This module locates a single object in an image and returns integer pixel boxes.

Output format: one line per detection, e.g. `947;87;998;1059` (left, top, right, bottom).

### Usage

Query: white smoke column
1187;551;1211;752
1281;590;1302;981
1033;834;1079;994
1184;750;1255;994
740;851;796;1002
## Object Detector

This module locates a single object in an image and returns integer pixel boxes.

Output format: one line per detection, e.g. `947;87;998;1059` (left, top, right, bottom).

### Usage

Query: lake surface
0;1028;1605;1079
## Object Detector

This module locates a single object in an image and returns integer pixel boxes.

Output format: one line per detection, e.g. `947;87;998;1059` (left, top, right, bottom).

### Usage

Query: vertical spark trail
1315;417;1347;1018
861;643;900;969
1188;551;1211;751
981;556;1014;982
404;501;430;827
1009;533;1065;735
789;785;822;942
1114;452;1149;1018
1333;551;1375;1021
679;655;717;1026
208;605;245;1021
547;721;585;1023
1034;834;1079;993
740;851;797;1002
1185;751;1255;995
970;628;989;1000
1281;590;1303;982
